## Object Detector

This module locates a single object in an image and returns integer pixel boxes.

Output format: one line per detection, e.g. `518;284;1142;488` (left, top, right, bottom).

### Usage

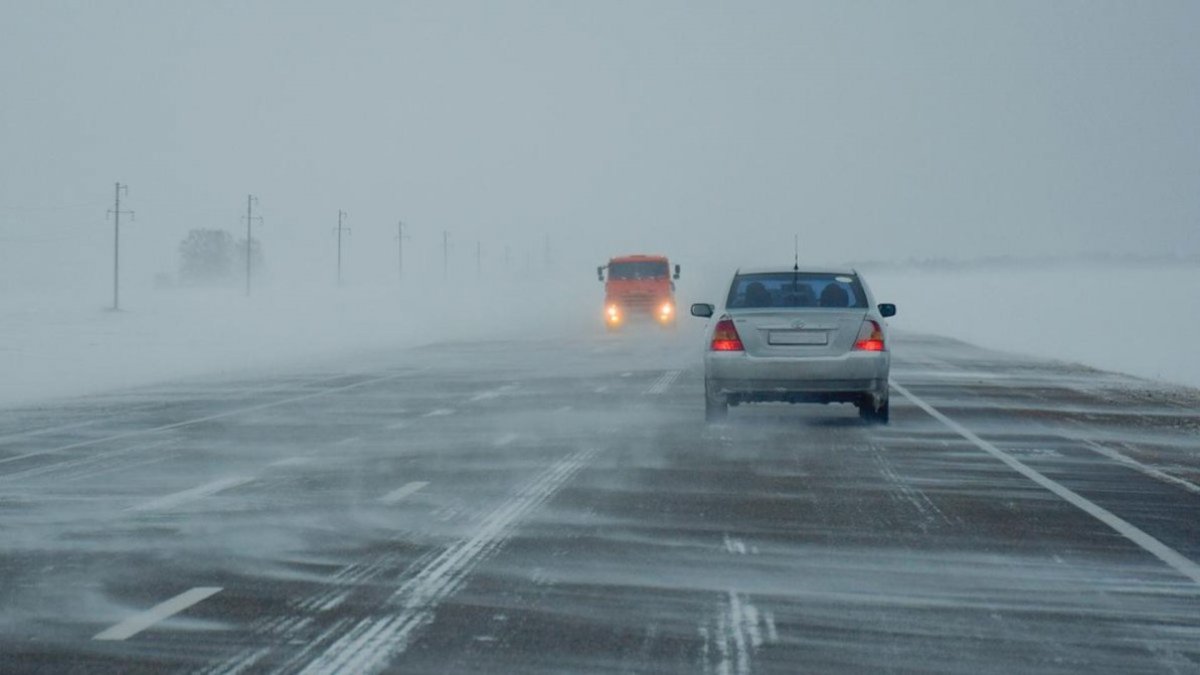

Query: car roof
735;266;858;276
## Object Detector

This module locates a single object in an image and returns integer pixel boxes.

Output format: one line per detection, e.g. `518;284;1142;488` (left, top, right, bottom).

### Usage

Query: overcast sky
2;1;1197;291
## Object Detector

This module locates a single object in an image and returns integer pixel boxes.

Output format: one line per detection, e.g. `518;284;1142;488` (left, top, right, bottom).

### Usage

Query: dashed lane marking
334;436;361;446
129;476;254;513
422;409;455;418
494;433;519;448
269;457;312;468
892;380;1200;586
380;481;429;505
93;587;222;641
468;384;517;402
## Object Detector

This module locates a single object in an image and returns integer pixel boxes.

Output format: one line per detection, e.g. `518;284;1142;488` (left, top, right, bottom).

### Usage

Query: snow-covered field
1;264;1196;408
869;264;1200;390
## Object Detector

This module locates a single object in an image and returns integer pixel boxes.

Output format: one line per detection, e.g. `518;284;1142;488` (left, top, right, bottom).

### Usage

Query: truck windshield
608;261;668;280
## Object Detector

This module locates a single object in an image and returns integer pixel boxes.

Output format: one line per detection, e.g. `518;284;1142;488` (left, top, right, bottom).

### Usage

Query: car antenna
789;233;800;290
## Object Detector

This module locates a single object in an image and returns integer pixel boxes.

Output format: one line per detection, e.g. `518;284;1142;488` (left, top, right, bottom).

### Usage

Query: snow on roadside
868;264;1200;391
0;279;595;408
1;263;1196;409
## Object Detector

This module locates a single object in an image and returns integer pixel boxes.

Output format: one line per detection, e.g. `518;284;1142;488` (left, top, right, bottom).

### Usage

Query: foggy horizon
3;1;1198;293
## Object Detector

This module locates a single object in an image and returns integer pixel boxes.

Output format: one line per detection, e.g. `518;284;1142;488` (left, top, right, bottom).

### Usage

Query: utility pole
335;210;350;285
443;230;449;280
395;220;410;282
107;182;133;311
243;195;262;296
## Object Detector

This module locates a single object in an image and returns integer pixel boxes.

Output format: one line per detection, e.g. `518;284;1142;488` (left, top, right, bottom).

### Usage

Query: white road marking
297;448;597;675
334;436;360;447
0;372;415;468
493;433;519;448
593;386;609;394
468;384;517;402
646;369;683;395
422;408;455;418
129;475;253;512
892;380;1200;586
269;457;312;468
385;421;408;430
380;481;429;505
1074;438;1200;496
93;587;222;640
723;534;748;555
553;405;572;414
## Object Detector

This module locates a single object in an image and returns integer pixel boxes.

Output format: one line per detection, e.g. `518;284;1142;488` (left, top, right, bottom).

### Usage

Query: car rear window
726;273;867;309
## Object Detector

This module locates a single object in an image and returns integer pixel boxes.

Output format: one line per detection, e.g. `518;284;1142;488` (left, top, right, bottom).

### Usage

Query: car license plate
769;330;827;346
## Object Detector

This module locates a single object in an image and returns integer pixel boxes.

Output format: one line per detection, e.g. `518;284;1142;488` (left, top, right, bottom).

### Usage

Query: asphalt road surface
2;330;1199;674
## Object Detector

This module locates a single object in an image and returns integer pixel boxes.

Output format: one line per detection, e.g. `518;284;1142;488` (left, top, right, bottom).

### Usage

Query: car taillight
711;318;743;351
853;319;885;351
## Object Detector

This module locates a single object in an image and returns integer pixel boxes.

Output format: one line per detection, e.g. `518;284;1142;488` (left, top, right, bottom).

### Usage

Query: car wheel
704;383;727;422
875;397;890;425
859;396;889;425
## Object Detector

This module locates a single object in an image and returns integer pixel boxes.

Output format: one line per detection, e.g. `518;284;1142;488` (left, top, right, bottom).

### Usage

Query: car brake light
711;318;743;351
853;319;885;351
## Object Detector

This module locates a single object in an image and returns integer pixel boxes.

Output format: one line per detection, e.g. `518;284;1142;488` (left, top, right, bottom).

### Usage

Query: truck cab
597;255;681;330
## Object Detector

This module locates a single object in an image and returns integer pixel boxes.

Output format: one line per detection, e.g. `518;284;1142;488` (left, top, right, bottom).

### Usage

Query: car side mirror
673;264;681;280
597;266;604;282
878;303;896;318
690;303;714;318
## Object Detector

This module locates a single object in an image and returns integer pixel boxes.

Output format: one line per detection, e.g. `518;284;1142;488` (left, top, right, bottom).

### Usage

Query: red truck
597;254;681;330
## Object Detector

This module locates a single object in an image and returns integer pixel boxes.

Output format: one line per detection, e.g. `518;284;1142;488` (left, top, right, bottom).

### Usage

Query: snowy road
2;332;1199;673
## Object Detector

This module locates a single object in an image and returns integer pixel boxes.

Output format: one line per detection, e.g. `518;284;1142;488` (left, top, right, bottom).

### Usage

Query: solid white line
891;380;1200;586
422;408;454;418
93;587;222;640
129;476;253;512
297;448;596;674
646;369;683;395
1076;438;1200;496
380;481;429;505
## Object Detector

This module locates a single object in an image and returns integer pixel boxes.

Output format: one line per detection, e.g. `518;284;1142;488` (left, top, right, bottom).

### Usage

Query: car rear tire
704;383;727;422
858;396;889;425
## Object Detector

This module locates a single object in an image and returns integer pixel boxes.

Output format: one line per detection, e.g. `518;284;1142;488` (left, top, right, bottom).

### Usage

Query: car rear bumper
705;351;889;402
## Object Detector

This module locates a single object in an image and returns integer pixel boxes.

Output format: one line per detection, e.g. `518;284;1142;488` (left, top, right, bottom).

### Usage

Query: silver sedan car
690;267;896;423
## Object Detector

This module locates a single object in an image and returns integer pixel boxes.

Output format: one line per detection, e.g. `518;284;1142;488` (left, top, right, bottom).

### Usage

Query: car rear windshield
609;261;669;280
726;272;868;309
